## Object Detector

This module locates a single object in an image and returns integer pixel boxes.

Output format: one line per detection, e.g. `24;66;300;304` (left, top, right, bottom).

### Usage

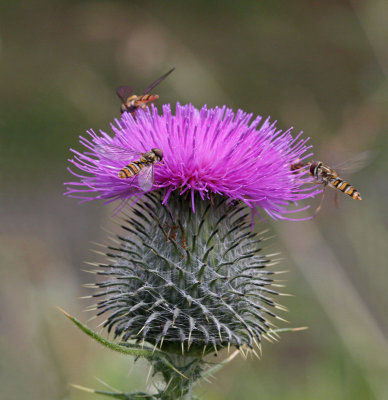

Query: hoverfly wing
142;68;175;94
95;143;141;162
137;164;154;192
333;150;376;175
116;86;133;102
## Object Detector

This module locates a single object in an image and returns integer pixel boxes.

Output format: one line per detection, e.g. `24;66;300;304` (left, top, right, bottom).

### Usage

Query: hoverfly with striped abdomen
96;144;163;192
307;160;361;201
290;152;370;214
117;68;175;117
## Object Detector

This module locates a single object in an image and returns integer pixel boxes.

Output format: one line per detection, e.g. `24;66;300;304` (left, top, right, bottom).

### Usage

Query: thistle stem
153;354;202;400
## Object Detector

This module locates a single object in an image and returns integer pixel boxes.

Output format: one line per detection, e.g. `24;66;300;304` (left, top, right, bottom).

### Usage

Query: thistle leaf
59;307;157;358
59;308;187;379
71;384;156;399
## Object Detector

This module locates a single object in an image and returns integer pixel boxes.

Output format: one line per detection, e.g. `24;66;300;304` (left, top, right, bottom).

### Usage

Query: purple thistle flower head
66;103;319;220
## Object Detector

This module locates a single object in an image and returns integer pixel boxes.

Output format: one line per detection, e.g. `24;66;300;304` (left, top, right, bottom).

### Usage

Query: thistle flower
66;103;318;220
66;102;319;399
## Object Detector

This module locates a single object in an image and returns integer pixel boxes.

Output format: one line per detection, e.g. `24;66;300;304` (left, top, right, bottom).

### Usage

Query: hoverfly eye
152;148;163;160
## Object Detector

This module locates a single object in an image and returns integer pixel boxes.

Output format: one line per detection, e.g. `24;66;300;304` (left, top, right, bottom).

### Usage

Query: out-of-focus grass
0;0;387;399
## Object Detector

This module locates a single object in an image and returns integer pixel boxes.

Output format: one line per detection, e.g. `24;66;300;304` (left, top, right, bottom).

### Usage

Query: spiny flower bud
88;191;284;353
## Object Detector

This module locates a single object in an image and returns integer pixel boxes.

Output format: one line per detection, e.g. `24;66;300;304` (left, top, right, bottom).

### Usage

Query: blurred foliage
0;0;387;399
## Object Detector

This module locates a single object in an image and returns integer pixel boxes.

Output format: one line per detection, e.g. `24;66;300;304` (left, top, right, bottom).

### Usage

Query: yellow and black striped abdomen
330;178;362;200
140;94;151;101
140;94;158;101
136;94;159;105
118;162;145;179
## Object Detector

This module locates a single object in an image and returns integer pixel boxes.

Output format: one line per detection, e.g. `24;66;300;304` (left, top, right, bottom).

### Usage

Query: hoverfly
290;153;370;214
117;68;175;116
96;144;163;191
307;161;361;201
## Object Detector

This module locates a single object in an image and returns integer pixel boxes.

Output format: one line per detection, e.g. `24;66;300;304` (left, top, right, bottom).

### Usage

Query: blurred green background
0;0;387;399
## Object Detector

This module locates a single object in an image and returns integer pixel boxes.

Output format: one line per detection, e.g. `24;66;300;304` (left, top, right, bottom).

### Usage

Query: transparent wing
95;143;141;162
116;86;133;102
137;165;154;192
143;68;175;94
333;150;376;175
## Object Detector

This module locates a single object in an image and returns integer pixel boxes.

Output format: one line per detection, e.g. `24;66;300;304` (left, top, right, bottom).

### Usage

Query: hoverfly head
152;148;163;161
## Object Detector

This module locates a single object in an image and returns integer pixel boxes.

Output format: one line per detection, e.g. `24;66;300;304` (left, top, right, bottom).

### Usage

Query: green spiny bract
90;191;282;354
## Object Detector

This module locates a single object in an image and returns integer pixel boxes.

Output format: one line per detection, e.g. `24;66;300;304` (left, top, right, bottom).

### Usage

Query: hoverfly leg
112;175;138;215
334;191;339;208
180;228;187;250
112;196;130;216
168;225;179;241
314;185;327;216
209;191;215;207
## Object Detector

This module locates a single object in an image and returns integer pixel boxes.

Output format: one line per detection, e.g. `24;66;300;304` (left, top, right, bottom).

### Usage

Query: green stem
154;354;202;400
